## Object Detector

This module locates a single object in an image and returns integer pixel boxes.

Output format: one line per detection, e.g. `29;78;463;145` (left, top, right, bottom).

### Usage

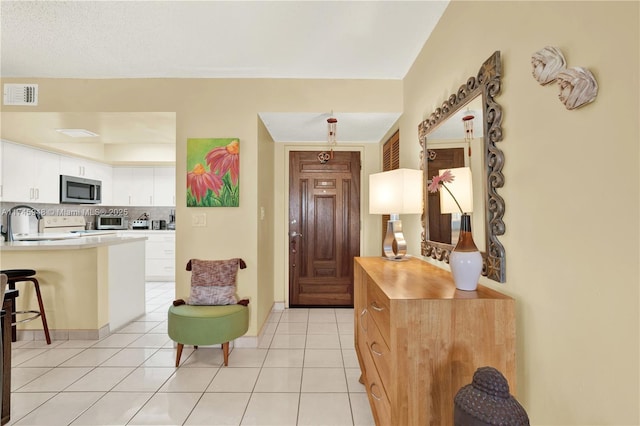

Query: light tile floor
8;282;374;425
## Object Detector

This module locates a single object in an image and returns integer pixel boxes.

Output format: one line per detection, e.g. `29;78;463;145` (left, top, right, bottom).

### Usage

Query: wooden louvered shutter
381;131;400;252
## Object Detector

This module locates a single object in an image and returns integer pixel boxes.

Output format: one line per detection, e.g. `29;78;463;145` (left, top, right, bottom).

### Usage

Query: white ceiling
0;1;449;159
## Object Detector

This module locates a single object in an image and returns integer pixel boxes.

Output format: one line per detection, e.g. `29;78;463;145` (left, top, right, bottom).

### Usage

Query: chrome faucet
5;205;42;242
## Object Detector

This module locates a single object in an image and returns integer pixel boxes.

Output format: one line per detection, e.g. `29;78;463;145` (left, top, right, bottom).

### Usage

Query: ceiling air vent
3;84;38;106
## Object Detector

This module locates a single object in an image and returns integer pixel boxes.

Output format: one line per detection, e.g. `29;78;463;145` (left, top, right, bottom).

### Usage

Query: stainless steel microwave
60;175;102;204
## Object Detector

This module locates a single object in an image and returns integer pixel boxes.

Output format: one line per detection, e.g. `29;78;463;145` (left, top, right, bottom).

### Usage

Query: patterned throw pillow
188;258;241;305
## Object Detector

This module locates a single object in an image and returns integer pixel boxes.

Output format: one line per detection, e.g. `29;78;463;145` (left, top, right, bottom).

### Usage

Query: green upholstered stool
168;303;249;367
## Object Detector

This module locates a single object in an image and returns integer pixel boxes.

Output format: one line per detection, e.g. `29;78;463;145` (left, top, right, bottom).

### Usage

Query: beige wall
401;1;639;424
0;77;402;338
257;119;276;331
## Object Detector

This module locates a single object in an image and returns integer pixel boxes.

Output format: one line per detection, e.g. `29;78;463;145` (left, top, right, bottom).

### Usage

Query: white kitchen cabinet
1;141;60;203
112;167;154;206
60;155;113;204
120;230;175;281
93;162;113;205
153;167;176;206
113;166;175;207
145;231;176;281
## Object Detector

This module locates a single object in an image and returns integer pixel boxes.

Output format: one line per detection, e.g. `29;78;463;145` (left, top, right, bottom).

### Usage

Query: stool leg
175;343;184;367
222;341;229;366
31;278;51;345
8;281;16;342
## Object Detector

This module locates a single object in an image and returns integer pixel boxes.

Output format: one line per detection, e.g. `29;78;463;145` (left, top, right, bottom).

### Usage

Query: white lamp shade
369;168;423;214
439;167;473;214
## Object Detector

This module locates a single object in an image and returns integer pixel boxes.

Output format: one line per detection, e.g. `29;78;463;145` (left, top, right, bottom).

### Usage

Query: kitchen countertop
118;229;175;233
0;233;147;251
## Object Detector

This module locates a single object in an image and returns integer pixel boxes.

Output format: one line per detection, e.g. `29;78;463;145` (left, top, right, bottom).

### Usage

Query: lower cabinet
354;257;516;426
144;232;176;281
120;231;175;281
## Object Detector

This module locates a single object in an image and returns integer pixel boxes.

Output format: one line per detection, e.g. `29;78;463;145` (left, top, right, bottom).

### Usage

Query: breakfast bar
0;234;147;340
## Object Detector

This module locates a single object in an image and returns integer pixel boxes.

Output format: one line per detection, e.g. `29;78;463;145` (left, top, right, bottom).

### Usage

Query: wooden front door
289;151;360;307
427;147;465;244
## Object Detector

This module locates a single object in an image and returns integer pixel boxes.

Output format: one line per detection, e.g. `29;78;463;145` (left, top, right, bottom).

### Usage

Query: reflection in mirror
419;51;506;283
425;96;486;252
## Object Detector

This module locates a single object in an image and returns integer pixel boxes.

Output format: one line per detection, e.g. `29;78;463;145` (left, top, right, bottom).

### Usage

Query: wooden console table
354;257;516;426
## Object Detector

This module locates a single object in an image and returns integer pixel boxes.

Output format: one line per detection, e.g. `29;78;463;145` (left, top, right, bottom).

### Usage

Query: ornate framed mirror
419;51;506;282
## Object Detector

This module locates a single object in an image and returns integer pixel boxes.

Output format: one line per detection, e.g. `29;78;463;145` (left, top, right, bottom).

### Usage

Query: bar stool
0;269;51;344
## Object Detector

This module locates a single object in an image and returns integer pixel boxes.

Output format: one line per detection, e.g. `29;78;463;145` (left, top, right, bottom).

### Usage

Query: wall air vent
3;84;38;106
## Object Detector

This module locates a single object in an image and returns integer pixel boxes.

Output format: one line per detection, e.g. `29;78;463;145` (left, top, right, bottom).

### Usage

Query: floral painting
187;138;239;207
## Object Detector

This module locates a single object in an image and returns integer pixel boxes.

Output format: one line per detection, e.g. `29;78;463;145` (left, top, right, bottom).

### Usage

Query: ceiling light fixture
56;128;99;138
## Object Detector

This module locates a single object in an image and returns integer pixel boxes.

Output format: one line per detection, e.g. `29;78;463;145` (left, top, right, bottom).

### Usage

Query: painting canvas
187;138;240;207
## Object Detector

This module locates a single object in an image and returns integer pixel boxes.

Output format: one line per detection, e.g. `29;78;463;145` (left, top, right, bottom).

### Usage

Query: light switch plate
192;213;206;227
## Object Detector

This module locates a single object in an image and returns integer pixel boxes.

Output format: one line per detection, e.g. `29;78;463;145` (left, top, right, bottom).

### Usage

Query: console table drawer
360;338;391;425
367;318;391;390
366;276;390;345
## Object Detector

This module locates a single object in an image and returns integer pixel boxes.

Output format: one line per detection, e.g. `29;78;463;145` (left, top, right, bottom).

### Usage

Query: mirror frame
419;51;506;282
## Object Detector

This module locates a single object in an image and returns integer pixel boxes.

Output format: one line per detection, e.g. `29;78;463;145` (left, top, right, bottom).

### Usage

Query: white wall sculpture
531;46;598;110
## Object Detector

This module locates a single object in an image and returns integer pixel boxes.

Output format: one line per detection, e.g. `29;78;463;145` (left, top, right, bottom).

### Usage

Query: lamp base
382;216;409;261
381;255;410;262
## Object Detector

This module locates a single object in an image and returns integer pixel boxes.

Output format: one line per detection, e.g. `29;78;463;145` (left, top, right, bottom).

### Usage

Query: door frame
282;145;366;308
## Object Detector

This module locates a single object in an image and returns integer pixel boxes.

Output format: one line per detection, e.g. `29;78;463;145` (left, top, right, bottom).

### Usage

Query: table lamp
369;168;423;260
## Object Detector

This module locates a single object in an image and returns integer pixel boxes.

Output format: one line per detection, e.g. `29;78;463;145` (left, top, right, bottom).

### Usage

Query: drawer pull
370;301;384;312
370;383;382;401
359;308;368;332
370;341;383;357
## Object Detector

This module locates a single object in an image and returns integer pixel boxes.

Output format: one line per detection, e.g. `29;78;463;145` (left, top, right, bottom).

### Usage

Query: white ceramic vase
450;214;482;291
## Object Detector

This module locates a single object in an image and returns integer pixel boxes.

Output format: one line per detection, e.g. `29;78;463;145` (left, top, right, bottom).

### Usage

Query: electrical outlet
192;213;206;227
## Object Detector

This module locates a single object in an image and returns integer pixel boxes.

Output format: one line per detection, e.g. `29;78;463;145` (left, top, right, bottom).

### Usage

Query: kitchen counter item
167;209;176;230
131;220;149;230
38;216;86;233
9;215;85;241
5;205;43;242
97;215;128;230
152;220;167;230
11;215;30;236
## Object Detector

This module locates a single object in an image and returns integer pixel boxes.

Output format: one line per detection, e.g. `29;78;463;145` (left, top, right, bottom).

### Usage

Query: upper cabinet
112;167;153;206
153;167;176;206
0;141;174;207
113;166;175;206
1;141;60;203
